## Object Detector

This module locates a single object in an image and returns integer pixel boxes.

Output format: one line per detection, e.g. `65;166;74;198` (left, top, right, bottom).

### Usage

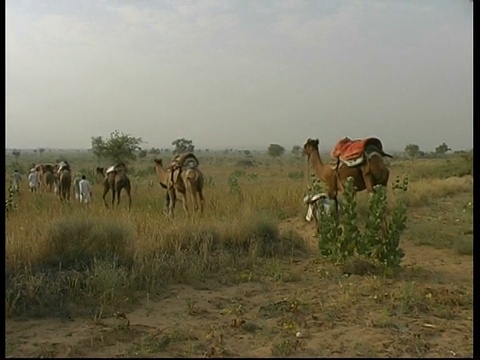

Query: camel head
153;158;163;167
96;167;106;176
303;138;320;157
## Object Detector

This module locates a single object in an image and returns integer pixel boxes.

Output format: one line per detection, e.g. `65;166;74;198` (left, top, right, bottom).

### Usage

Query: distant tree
435;142;452;155
148;147;161;155
137;149;148;159
33;149;38;154
291;145;302;159
243;150;251;157
172;138;194;154
91;130;143;163
404;144;420;162
38;148;45;155
267;144;286;158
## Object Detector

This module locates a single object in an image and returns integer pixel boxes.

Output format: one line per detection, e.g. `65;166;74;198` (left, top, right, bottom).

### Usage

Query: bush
41;216;135;270
316;176;408;275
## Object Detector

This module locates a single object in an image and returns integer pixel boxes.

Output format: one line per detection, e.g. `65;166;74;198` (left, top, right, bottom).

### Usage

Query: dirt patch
6;208;473;358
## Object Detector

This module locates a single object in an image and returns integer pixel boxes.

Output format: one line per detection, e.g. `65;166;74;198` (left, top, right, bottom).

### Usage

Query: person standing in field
12;170;22;192
28;168;40;193
78;175;92;204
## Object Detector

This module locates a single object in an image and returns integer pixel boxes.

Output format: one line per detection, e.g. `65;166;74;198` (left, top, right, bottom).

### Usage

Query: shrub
41;216;135;270
5;182;17;216
316;176;408;275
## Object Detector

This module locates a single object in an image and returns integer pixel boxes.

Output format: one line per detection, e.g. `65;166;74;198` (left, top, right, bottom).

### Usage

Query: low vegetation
5;148;473;357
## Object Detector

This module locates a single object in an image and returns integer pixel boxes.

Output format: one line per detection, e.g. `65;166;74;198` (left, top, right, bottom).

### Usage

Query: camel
35;164;56;193
96;163;132;210
153;154;205;217
56;162;72;201
303;137;392;214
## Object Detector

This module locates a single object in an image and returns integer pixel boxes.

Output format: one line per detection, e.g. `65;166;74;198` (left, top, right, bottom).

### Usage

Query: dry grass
5;152;474;357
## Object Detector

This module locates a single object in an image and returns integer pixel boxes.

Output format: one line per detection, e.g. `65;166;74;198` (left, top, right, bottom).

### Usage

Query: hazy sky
6;0;473;152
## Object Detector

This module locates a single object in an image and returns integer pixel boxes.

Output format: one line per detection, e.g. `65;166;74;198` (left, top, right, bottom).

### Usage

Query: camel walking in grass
56;161;72;201
303;137;392;215
96;163;132;210
36;164;56;193
153;153;205;217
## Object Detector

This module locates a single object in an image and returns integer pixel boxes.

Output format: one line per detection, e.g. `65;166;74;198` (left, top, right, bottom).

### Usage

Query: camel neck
154;165;169;184
309;149;327;181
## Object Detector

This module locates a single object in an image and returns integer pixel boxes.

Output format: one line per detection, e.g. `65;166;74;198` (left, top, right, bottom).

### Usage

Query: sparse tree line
8;131;470;167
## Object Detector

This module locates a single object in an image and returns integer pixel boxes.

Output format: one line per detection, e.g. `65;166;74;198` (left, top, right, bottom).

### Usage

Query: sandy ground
6;215;473;358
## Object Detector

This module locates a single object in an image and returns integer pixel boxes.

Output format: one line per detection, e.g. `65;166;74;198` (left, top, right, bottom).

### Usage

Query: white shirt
28;171;39;187
78;179;91;196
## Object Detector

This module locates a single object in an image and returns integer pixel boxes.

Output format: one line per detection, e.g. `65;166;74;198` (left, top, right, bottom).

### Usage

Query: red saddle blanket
330;137;383;161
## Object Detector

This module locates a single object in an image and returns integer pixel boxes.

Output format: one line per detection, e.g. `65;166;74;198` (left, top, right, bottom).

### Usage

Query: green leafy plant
228;173;242;197
315;175;408;275
5;182;17;216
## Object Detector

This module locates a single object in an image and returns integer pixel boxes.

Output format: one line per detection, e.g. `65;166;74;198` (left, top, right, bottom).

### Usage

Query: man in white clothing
28;168;40;193
78;175;92;203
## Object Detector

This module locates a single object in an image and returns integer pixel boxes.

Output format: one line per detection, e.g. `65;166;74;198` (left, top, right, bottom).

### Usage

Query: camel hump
43;164;55;172
331;136;384;161
106;163;127;174
58;161;71;172
170;152;199;170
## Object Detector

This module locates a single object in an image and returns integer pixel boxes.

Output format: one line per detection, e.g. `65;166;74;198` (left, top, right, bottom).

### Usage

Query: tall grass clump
39;215;135;270
130;210;307;290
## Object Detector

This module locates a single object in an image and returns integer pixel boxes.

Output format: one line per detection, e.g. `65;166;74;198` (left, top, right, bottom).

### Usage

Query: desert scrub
5;182;18;216
38;215;136;271
316;176;407;275
6;210;307;318
228;172;242;197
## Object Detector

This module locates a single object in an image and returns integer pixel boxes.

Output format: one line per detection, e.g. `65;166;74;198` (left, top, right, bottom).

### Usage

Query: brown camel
303;138;392;214
153;155;205;217
96;163;132;210
57;162;72;201
35;164;56;193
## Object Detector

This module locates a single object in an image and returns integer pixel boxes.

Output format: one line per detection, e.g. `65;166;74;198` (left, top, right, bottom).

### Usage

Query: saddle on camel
330;136;392;168
167;152;200;184
105;163;128;175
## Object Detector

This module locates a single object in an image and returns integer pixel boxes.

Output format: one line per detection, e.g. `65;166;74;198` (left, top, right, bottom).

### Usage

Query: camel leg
168;188;177;217
117;188;122;207
178;191;189;216
186;181;199;213
198;190;205;213
111;188;116;209
362;171;375;193
190;190;198;212
126;188;132;211
163;191;171;215
102;185;110;208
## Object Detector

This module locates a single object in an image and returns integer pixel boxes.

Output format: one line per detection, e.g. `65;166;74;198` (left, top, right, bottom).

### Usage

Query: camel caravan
27;152;206;215
22;135;392;221
303;136;392;222
33;161;72;199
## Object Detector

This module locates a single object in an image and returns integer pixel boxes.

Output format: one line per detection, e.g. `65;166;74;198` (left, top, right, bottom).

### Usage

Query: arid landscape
5;150;473;358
